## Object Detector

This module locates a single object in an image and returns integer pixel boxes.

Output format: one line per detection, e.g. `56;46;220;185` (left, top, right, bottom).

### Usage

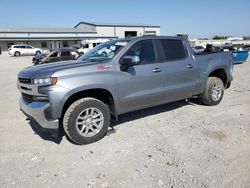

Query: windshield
78;40;128;62
48;51;59;57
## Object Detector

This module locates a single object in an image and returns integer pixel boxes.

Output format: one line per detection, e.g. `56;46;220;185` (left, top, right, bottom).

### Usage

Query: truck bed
193;51;233;95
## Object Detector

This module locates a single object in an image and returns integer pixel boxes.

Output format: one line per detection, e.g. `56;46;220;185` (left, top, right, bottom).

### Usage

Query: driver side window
124;40;156;65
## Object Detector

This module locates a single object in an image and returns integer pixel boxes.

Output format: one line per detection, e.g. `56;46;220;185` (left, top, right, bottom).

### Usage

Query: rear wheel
14;51;20;56
63;98;110;144
200;77;224;106
35;51;41;55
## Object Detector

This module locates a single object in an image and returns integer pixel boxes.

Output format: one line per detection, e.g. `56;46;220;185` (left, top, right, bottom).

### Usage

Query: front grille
22;93;33;103
19;78;32;84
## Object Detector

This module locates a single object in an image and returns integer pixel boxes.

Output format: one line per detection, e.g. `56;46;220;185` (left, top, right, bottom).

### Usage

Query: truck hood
18;60;103;78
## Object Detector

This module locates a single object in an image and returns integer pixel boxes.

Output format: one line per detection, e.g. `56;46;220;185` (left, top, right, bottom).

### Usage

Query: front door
48;51;60;63
116;39;165;114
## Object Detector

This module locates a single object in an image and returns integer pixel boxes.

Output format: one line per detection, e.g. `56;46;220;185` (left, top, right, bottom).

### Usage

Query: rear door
60;50;73;61
156;39;197;102
116;39;165;113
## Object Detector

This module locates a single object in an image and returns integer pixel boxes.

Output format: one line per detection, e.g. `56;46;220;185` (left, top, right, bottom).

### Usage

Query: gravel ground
0;54;249;188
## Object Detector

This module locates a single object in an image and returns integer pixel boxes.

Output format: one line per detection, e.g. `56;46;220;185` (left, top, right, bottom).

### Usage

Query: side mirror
120;55;140;66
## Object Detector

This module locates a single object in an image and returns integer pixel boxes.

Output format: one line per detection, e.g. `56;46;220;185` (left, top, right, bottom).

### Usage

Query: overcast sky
0;0;249;38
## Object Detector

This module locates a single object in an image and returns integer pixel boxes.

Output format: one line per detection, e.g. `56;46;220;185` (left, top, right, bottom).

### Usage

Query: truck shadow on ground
28;120;64;144
108;97;201;135
27;97;201;144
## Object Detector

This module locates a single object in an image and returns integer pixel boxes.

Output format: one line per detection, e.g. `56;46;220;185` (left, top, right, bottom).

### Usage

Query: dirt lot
0;54;249;188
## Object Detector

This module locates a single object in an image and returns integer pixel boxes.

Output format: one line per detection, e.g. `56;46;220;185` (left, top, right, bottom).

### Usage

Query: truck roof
119;35;186;42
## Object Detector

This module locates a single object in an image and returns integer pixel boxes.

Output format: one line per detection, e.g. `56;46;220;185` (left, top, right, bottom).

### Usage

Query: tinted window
159;39;187;61
26;46;32;49
61;51;70;56
13;46;20;48
124;40;156;65
20;45;26;49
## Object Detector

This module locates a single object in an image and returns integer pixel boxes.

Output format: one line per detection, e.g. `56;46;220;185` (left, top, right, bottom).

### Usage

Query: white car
8;44;42;56
192;46;205;53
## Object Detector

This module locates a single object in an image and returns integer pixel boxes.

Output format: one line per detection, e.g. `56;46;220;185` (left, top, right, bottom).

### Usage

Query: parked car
17;36;233;144
32;48;79;65
78;39;109;55
192;45;205;53
8;44;42;56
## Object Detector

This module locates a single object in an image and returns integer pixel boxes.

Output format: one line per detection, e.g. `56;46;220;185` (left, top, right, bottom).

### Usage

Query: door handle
152;68;162;73
186;64;193;69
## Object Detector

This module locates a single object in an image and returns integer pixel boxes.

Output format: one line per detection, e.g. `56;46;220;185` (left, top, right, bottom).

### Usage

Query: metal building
0;22;160;54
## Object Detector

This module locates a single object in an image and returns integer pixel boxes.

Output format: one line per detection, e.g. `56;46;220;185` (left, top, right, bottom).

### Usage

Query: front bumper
19;97;59;130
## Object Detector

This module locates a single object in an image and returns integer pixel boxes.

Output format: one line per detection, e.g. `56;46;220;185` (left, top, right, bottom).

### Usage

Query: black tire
14;51;20;56
63;97;110;145
35;51;41;55
200;77;224;106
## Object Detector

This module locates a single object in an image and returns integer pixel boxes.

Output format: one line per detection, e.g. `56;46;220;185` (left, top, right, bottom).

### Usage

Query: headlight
33;77;57;86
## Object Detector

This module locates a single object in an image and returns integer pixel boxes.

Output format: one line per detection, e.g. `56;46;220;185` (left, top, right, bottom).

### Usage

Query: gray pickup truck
17;36;233;144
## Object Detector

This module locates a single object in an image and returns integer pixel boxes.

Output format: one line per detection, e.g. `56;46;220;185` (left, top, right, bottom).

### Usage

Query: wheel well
61;89;116;119
209;69;227;86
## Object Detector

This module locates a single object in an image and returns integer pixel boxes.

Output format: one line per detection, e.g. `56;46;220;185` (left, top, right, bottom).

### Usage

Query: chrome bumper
19;97;59;130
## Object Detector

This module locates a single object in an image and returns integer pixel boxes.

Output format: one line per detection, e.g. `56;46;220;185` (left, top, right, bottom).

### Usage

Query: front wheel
200;77;224;106
63;98;110;144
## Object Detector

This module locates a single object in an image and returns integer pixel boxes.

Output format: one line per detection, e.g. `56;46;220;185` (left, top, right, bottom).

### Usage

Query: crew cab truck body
17;36;233;144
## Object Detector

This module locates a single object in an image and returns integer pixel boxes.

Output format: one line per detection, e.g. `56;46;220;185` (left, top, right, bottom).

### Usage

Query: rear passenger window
61;51;70;56
124;40;156;65
159;39;187;61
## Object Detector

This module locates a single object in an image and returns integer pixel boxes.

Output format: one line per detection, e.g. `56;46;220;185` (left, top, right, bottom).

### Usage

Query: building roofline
0;36;118;41
0;27;96;34
0;31;97;34
74;22;160;28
